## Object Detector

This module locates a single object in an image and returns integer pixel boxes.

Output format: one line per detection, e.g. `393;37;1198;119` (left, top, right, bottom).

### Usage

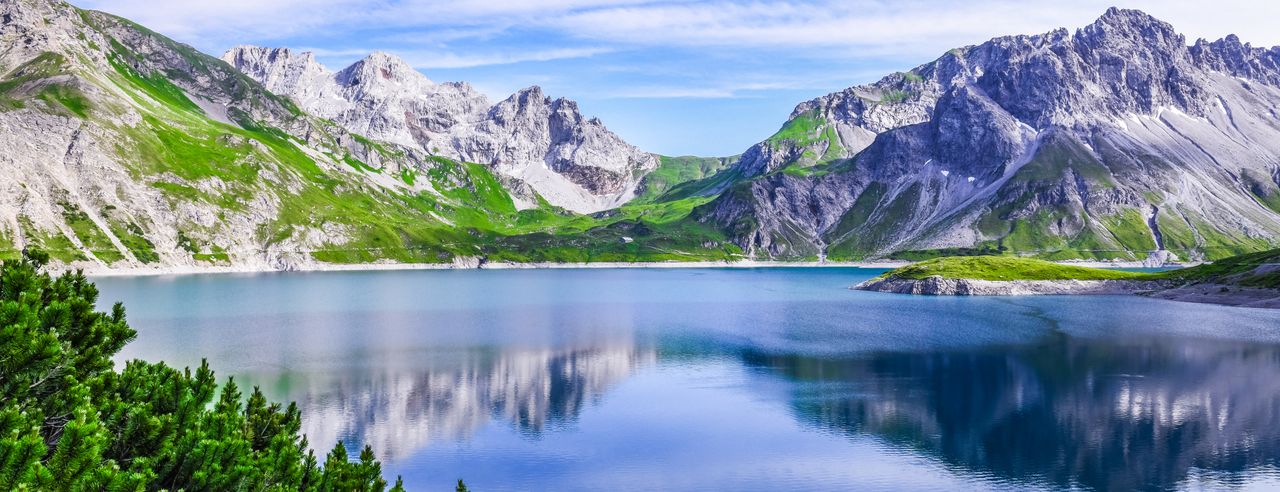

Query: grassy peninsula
877;249;1280;284
860;249;1280;308
882;256;1150;281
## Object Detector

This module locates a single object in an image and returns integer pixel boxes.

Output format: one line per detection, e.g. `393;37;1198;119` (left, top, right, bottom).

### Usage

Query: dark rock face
701;8;1280;262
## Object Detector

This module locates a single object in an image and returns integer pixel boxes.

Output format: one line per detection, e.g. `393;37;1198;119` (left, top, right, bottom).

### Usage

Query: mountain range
1;0;1277;271
698;7;1280;264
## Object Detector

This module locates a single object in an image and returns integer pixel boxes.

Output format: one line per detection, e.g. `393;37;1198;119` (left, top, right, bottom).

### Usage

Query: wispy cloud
552;0;1280;57
303;46;612;69
80;0;1280;58
404;47;613;69
608;73;893;99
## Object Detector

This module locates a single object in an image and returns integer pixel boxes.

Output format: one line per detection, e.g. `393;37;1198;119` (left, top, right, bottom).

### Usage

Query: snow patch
940;170;950;177
967;176;975;183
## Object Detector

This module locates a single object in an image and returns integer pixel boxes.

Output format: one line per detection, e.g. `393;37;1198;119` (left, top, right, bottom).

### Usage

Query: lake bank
852;276;1171;296
853;276;1280;310
77;259;914;277
64;257;1194;278
852;254;1280;309
1142;283;1280;309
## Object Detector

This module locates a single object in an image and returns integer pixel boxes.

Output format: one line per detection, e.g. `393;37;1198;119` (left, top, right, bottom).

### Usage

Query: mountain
0;0;736;271
696;8;1280;262
222;46;658;213
5;1;1278;271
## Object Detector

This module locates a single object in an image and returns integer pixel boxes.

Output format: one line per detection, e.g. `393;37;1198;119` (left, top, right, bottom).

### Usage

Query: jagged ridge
221;45;658;214
698;8;1280;262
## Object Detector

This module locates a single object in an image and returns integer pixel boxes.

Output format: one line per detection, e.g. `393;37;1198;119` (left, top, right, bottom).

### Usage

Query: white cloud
551;0;1280;56
78;0;354;41
79;0;1280;56
405;47;613;69
608;72;892;99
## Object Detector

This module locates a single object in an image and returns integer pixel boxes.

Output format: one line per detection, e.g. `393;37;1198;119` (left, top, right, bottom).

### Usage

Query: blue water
94;268;1280;491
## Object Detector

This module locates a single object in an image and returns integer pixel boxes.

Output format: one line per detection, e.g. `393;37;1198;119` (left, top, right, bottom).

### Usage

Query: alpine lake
94;267;1280;491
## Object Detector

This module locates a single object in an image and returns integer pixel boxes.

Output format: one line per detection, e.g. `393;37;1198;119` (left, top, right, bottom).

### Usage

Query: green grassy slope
2;5;746;267
881;256;1150;281
877;249;1280;289
634;155;737;203
766;110;844;176
1159;249;1280;288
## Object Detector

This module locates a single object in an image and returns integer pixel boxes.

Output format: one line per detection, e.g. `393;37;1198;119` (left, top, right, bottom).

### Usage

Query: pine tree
0;249;402;490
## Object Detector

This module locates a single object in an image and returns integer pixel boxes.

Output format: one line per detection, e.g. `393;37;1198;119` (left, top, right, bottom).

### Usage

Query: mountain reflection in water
245;346;656;461
95;268;1280;490
243;332;1280;490
745;333;1280;490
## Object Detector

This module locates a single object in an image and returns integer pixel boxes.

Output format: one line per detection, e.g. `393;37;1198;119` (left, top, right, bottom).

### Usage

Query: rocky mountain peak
225;48;658;212
701;7;1280;261
220;45;336;111
1077;7;1184;50
511;85;548;104
551;97;580;117
224;45;314;66
337;51;431;87
223;46;323;78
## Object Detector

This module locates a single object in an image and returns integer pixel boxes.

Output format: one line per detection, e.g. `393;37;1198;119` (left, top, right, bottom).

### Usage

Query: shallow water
94;267;1280;491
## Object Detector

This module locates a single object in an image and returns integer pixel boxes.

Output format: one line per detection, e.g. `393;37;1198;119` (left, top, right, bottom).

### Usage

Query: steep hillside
0;0;737;271
698;8;1280;262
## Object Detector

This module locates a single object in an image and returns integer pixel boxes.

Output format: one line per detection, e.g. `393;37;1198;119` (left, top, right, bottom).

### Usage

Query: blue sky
77;0;1280;157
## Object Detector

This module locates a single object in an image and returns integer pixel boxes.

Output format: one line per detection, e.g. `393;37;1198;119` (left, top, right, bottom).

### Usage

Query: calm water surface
94;268;1280;491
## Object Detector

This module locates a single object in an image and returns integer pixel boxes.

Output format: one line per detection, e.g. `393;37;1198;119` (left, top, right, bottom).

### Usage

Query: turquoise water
94;268;1280;491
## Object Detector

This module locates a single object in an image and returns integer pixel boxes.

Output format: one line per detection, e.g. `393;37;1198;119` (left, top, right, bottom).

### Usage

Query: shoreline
64;257;1190;278
853;276;1280;310
77;259;915;278
852;276;1170;296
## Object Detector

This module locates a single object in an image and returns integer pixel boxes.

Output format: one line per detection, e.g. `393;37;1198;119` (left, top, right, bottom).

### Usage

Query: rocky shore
1141;284;1280;309
853;276;1171;296
854;276;1280;310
